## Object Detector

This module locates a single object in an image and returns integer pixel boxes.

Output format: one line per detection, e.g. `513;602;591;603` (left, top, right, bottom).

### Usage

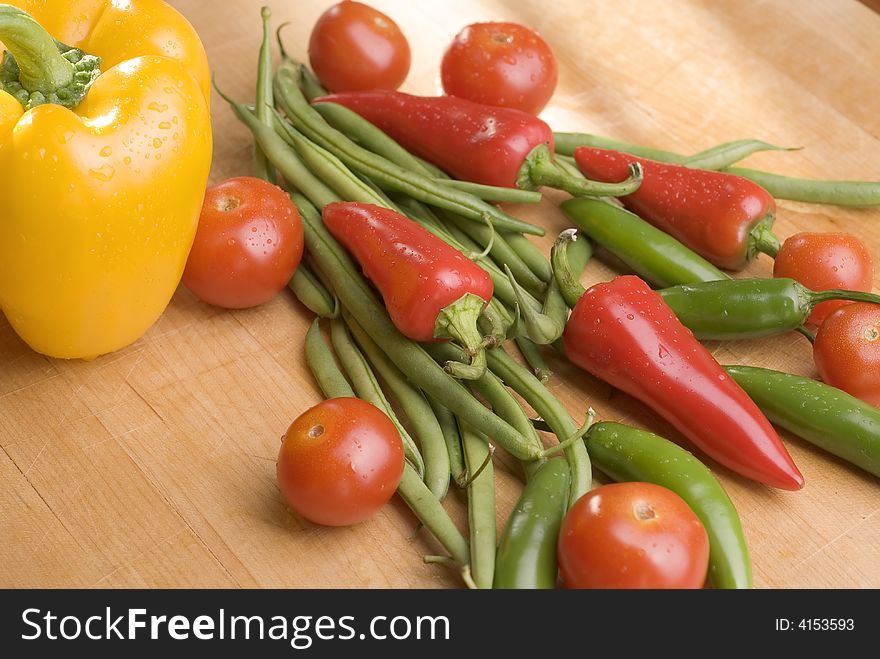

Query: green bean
683;140;798;170
428;399;467;487
459;421;496;589
553;131;685;162
289;266;337;319
329;317;425;477
723;167;880;206
515;332;552;383
304;319;354;399
487;347;592;506
503;232;553;283
274;115;391;208
438;179;543;204
397;464;470;567
344;310;451;499
554;153;586;180
217;90;338;209
291;193;545;462
425;342;545;479
275;64;545;235
298;63;327;102
253;6;275;182
441;209;547;300
313;100;436;175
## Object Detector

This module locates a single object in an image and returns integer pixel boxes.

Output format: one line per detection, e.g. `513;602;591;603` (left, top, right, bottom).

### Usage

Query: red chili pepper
322;201;493;379
562;275;804;490
313;91;642;195
573;147;779;270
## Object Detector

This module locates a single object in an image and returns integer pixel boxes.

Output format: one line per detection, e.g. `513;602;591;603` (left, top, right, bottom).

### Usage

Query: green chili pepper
657;278;880;341
273;63;545;235
329;317;425;477
560;197;728;288
585;421;752;589
302;318;469;567
725;365;880;478
459;420;496;589
343;311;451;499
487;347;592;506
494;459;570;589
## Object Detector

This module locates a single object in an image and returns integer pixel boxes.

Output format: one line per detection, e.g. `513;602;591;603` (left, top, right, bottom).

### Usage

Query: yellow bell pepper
0;0;211;359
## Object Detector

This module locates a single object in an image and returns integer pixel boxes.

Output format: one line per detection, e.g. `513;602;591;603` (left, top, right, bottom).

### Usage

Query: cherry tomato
308;1;411;92
182;177;304;309
814;303;880;407
440;22;558;115
558;482;710;589
276;398;404;526
773;232;874;326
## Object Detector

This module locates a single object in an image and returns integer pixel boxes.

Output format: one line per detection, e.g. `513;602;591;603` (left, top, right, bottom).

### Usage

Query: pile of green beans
226;12;762;590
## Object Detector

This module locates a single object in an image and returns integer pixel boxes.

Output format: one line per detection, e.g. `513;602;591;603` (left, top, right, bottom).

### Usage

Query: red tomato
558;482;710;589
182;177;303;309
814;303;880;407
440;22;558;115
773;232;874;326
276;398;404;526
308;1;411;92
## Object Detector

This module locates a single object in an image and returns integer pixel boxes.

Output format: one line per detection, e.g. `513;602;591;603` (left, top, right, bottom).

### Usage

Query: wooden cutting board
2;0;879;589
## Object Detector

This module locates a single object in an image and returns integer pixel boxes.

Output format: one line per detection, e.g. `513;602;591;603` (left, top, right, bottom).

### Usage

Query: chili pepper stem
551;229;588;308
435;293;490;380
809;288;880;306
0;5;100;110
750;218;781;258
523;144;644;197
540;408;596;457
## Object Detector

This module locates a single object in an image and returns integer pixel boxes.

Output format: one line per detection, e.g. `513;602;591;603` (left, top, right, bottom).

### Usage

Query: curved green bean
291;267;337;319
304;319;354;399
683;139;798;170
428;399;467;488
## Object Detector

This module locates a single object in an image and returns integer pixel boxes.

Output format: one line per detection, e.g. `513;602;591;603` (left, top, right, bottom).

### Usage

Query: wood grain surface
2;0;879;589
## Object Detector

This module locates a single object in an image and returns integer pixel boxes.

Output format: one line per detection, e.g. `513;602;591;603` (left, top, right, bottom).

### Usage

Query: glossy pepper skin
574;147;777;270
322;201;493;342
562;275;803;490
0;0;212;359
312;90;553;189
